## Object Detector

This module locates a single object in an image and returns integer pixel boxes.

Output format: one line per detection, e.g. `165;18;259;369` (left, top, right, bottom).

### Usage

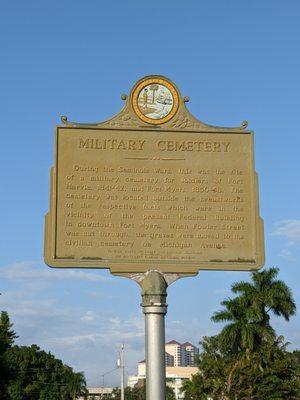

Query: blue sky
1;0;300;387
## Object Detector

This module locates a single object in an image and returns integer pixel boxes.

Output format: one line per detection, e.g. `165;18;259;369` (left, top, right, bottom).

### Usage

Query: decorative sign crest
131;77;179;124
45;75;264;274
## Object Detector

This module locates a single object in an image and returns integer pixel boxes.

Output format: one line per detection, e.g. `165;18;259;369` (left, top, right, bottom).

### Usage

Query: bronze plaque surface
45;125;264;273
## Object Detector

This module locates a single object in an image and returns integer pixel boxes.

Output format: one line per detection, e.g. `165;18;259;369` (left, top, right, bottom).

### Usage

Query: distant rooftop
166;340;181;345
139;352;173;364
182;341;194;346
166;340;197;347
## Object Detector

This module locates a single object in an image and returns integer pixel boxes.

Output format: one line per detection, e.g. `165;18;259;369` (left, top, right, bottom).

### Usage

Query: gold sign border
131;77;180;125
44;126;265;274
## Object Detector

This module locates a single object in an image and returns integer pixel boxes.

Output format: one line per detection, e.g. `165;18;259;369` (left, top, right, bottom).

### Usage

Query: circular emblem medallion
132;77;180;124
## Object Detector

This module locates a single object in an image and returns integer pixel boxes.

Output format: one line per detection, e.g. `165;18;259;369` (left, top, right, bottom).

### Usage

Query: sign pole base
141;271;168;400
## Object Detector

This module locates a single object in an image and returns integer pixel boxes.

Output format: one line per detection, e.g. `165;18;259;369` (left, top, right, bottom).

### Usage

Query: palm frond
211;310;234;323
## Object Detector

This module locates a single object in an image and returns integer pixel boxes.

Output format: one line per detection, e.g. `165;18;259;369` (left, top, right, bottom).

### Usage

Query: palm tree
231;267;296;328
212;297;274;354
212;268;296;353
149;84;159;103
181;373;207;400
208;269;296;399
212;296;275;398
68;371;88;400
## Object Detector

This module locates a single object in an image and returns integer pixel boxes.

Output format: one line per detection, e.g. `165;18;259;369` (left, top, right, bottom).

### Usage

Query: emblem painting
138;84;173;118
132;77;180;124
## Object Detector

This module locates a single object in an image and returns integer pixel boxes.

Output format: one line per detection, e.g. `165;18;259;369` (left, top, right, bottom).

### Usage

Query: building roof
139;352;173;364
182;341;194;346
87;388;114;394
166;340;181;345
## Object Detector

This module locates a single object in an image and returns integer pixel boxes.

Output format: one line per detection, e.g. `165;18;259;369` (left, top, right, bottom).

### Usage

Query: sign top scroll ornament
60;75;248;132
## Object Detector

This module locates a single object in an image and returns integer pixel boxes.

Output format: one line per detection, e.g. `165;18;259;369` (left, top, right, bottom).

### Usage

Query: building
166;366;199;400
165;340;183;367
127;340;199;399
128;362;198;400
77;387;114;399
182;341;199;367
165;351;175;366
165;340;199;367
137;351;175;371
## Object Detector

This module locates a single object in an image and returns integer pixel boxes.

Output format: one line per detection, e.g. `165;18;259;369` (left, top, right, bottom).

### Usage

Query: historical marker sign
45;76;264;274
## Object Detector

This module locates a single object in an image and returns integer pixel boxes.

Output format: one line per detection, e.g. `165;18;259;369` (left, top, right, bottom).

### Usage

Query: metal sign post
144;304;166;400
124;270;189;400
141;271;168;400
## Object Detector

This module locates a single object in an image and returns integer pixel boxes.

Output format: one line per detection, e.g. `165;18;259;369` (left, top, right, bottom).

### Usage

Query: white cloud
166;318;215;346
50;312;143;345
272;220;300;244
0;260;146;386
0;294;77;327
0;284;144;386
0;261;111;283
81;311;97;321
50;333;105;345
50;328;144;347
109;316;121;325
279;248;296;261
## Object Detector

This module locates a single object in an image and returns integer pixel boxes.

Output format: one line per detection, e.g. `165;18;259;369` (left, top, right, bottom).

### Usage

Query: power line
100;367;119;387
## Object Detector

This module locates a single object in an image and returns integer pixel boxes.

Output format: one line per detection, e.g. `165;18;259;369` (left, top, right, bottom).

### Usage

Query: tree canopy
0;311;88;400
182;268;300;400
0;311;18;399
110;383;175;400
